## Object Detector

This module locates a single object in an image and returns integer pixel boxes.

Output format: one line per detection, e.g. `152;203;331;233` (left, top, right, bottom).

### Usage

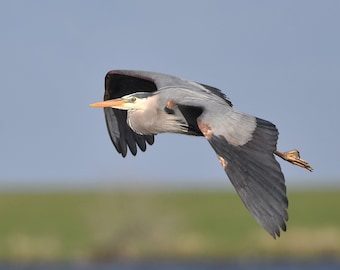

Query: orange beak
89;99;125;108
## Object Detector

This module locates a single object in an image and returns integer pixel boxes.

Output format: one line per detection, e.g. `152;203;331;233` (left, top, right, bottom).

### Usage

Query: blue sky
1;1;339;189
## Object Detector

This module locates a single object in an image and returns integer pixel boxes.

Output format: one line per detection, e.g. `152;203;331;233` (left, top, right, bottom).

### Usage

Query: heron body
90;70;312;238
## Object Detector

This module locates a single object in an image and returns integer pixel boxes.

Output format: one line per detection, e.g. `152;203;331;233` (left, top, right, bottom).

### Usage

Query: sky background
1;1;339;190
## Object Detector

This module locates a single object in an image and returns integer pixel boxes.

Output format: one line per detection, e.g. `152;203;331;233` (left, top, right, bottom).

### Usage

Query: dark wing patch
103;71;156;157
105;72;158;99
205;118;288;238
177;105;203;136
199;83;233;107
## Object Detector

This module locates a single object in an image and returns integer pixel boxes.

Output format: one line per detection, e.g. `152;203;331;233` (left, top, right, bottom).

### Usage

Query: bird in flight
90;70;312;238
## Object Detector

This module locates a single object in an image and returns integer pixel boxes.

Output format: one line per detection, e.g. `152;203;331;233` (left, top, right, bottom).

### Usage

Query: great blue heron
90;70;312;238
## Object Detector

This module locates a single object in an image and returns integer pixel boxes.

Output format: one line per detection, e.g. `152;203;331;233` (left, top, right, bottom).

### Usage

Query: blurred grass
0;189;339;262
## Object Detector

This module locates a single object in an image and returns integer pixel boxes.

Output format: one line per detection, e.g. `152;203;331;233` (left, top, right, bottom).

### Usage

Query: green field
0;189;339;262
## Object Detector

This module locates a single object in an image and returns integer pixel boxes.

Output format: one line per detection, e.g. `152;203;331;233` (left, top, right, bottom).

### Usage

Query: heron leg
274;149;313;172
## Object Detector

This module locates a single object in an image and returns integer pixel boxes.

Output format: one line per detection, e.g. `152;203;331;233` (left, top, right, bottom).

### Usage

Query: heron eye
130;97;136;103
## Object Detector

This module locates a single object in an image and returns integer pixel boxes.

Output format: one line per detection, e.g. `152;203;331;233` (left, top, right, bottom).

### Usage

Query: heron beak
89;99;126;108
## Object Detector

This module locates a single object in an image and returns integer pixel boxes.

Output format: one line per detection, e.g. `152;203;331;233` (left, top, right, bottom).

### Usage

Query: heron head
90;92;153;111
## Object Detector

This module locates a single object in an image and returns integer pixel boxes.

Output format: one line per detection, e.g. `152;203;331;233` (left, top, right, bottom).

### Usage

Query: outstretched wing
197;106;288;238
100;70;288;237
162;83;288;237
103;71;155;157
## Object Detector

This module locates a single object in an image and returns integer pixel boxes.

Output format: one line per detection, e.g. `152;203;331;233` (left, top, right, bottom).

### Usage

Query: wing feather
132;74;288;237
199;112;288;238
103;71;157;157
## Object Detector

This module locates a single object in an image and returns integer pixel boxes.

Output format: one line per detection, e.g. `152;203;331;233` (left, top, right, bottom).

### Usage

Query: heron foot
274;149;313;172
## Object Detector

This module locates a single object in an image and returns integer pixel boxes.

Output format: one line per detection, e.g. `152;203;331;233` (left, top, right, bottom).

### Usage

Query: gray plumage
91;70;292;238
